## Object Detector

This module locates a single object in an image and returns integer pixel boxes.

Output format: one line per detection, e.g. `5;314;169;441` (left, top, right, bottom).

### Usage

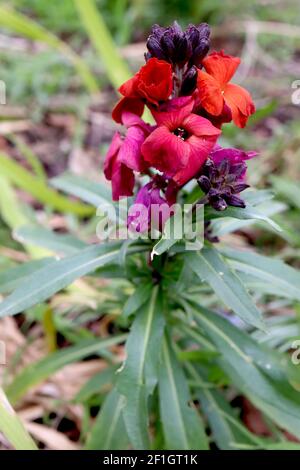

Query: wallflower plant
1;21;300;451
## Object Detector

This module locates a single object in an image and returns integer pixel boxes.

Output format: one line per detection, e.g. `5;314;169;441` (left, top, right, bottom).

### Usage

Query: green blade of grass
9;135;47;181
73;0;131;89
0;175;48;258
6;335;127;405
0;153;94;217
0;5;98;94
0;388;37;450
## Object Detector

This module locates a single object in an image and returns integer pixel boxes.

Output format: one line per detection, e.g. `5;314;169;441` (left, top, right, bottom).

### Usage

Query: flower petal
183;113;222;137
112;97;144;124
111;162;135;201
224;83;255;128
118;125;147;172
142;126;189;177
173;133;219;186
151;96;194;126
103;132;123;180
203;51;241;86
197;70;224;116
119;75;140;98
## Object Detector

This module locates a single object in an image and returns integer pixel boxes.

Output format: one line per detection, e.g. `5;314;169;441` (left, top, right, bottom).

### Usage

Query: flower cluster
104;22;256;233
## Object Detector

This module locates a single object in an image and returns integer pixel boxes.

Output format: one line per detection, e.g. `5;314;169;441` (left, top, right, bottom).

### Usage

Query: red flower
118;58;173;107
112;97;145;124
104;113;151;200
141;96;221;186
197;51;255;128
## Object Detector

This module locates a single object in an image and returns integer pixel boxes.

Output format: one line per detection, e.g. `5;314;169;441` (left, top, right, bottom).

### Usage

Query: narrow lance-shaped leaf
116;286;165;449
85;388;129;450
188;302;300;439
186;363;260;450
6;334;126;405
0;242;146;318
0;388;37;450
205;202;282;232
15;225;87;255
0;258;54;294
50;172;112;208
158;335;208;450
221;247;300;302
185;247;265;330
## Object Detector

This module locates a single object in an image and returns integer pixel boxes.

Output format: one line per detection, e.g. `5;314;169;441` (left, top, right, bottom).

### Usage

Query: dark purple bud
193;39;210;66
173;34;192;64
180;65;197;95
150;24;165;40
186;23;211;66
146;36;166;60
196;154;250;212
198;175;211;193
171;21;183;35
211;196;227;211
232;183;250;194
225;195;246;208
161;33;176;58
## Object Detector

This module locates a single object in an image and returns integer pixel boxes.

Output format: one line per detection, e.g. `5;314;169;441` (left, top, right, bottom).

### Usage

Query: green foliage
0;0;300;453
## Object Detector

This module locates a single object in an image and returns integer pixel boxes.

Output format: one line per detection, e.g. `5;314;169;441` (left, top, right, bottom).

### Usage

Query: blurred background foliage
0;0;299;450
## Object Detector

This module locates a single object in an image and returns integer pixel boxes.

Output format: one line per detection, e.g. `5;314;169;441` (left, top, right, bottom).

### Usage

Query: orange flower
197;51;255;128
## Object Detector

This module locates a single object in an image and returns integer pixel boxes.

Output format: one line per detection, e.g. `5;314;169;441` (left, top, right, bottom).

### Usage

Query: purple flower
197;146;257;211
127;179;177;233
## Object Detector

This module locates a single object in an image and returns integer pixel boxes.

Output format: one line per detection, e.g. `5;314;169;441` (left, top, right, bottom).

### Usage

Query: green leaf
151;207;184;258
116;286;165;449
50;172;112;208
0;5;98;93
206;202;282;233
211;201;286;237
0;241;146;318
188;303;300;439
185;247;265;330
15;225;87;255
123;283;153;317
0;175;48;258
0;258;54;294
73;0;131;89
270;175;300;210
222;248;300;302
197;387;241;450
85;388;129;450
10;136;46;181
0;153;93;217
75;366;117;402
186;364;261;450
6;335;126;405
0;387;37;450
158;336;208;450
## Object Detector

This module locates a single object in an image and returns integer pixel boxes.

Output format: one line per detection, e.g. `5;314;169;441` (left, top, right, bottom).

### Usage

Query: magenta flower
127;179;177;233
210;145;257;180
141;96;221;186
104;112;151;200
